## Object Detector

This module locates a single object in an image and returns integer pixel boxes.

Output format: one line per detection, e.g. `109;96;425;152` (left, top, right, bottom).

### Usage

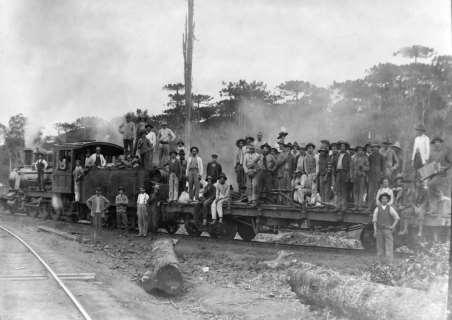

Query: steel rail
0;225;93;320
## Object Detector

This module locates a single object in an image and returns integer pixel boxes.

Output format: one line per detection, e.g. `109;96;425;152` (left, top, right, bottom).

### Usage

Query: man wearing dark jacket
368;142;385;210
334;140;351;211
206;154;223;183
200;176;216;225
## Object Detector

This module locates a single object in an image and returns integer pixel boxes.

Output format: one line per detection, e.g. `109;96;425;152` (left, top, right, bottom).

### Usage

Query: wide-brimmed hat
382;138;392;145
306;142;315;149
277;127;288;137
431;136;444;144
145;123;153;129
320;139;330;146
190;146;199;153
415;124;426;132
169;150;178;155
378;192;391;201
211;154;218;158
176;140;185;146
392;141;401;150
355;145;364;151
161;120;168;125
336;140;350;149
178;149;185;155
118;186;125;191
394;173;404;181
260;143;271;150
236;138;246;147
271;147;279;154
218;173;227;180
245;136;255;142
319;146;328;152
206;175;213;181
298;143;307;150
371;141;381;148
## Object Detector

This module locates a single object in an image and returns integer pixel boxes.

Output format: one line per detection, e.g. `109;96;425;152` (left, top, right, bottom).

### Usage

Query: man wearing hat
412;124;430;171
86;187;111;241
318;146;331;203
34;153;48;191
303;143;318;205
391;141;403;178
245;136;255;147
145;124;156;162
276;127;288;146
211;173;230;224
427;136;452;214
351;146;369;207
118;113;136;156
334;140;351;210
157;120;176;166
168;150;182;202
200;176;216;225
392;175;415;235
260;143;277;200
136;186;150;237
367;142;384;210
244;144;262;205
176;140;186;156
372;192;400;263
379;139;399;181
115;186;129;230
276;143;295;202
235;139;247;195
206;154;223;183
186;146;203;201
178;150;188;194
136;130;153;170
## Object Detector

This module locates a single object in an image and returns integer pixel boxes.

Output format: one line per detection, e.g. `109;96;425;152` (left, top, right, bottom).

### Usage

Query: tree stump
141;238;183;296
289;263;444;320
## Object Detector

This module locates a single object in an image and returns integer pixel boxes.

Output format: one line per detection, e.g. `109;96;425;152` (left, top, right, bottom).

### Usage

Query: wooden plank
37;226;80;241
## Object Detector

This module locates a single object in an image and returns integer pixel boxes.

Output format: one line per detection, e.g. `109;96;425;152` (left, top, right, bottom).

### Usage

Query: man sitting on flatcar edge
211;173;230;224
372;192;400;264
86;187;110;242
200;176;216;225
115;186;129;230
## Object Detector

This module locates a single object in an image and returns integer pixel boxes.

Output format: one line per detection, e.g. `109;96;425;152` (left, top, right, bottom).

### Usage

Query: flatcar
0;140;449;250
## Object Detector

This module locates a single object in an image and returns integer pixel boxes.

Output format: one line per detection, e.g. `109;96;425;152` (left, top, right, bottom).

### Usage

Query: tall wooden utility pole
183;0;194;146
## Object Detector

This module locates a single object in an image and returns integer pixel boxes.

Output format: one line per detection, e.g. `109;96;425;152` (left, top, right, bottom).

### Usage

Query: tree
394;45;435;63
5;114;26;167
192;94;213;108
278;80;314;102
163;83;185;108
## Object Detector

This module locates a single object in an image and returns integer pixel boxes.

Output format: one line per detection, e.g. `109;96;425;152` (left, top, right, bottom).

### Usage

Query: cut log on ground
289;263;445;320
141;238;183;296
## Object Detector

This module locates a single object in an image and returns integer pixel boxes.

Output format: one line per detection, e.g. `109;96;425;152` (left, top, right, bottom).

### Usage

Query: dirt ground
0;212;380;320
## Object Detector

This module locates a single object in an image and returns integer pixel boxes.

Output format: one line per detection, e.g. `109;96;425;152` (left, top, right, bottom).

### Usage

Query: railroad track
0;224;93;320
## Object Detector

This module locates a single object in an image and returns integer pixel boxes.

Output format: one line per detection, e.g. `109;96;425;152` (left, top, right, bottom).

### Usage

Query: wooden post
183;0;194;146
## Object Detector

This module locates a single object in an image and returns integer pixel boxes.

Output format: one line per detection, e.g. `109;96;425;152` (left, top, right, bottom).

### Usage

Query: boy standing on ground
372;193;399;264
136;187;150;237
115;186;128;230
86;188;110;242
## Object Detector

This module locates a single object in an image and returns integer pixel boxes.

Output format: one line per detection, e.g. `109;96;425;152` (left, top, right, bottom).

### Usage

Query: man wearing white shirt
145;124;156;167
412;124;430;170
87;147;107;168
186;146;203;201
157;120;176;166
34;153;48;190
136;187;150;237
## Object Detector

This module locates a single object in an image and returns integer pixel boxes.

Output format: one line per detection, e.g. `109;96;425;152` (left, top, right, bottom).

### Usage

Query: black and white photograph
0;0;451;319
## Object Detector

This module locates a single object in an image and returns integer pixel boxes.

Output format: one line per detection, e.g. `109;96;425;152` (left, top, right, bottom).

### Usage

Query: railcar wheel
165;221;179;234
209;220;237;240
50;208;62;221
185;220;202;237
237;222;256;242
28;206;40;218
360;223;376;251
39;205;51;219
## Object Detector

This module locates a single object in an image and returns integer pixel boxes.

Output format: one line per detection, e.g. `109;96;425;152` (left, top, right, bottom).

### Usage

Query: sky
0;0;450;135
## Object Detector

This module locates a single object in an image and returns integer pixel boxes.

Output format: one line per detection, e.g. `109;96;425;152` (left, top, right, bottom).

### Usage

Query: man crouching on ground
372;192;399;264
86;187;110;242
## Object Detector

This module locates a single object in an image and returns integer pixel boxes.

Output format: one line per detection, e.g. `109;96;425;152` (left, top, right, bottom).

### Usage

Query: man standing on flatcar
244;144;262;205
145;124;157;166
136;130;153;170
118;113;136;156
168;150;181;202
235;138;247;196
206;154;222;183
333;140;351;211
157;120;176;167
368;142;385;210
186;146;203;202
35;153;48;191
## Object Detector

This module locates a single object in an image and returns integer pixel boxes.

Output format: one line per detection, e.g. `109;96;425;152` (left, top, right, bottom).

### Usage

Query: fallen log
289;263;445;320
141;238;183;296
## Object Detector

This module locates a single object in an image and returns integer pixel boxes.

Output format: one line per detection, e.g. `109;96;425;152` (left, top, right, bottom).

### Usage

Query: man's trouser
201;198;213;219
260;170;274;202
235;165;246;194
246;174;258;202
92;212;102;231
428;175;449;213
137;204;149;235
376;227;394;263
367;176;380;209
335;170;348;210
74;182;81;202
188;168;200;200
116;208;128;229
305;172;317;204
123;139;134;156
158;143;170;166
211;198;228;220
319;174;330;202
37;171;44;190
293;189;306;203
353;176;366;206
168;173;179;201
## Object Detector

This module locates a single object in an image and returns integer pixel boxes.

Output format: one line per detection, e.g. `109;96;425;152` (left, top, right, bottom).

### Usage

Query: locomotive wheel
360;223;376;251
185;220;202;237
237;222;256;242
165;221;179;234
209;220;237;240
